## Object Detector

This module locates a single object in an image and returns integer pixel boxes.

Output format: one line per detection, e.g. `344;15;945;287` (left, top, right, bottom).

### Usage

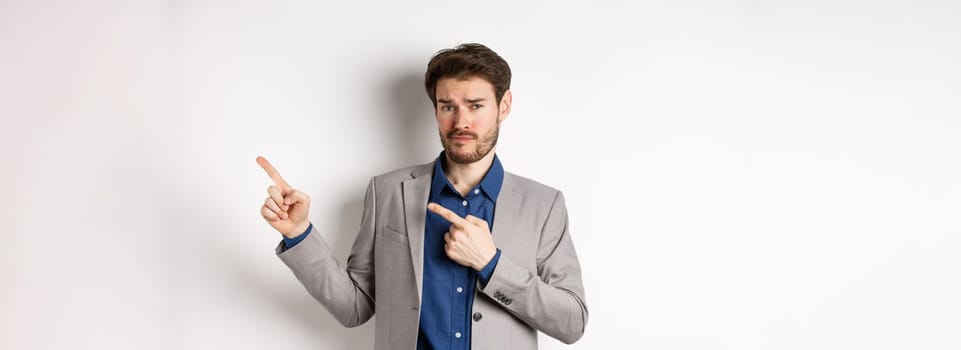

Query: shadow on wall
380;68;439;169
228;198;373;349
231;68;436;348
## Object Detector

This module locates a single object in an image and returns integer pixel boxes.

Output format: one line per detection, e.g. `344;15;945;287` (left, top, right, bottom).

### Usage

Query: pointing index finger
428;203;468;227
256;156;291;192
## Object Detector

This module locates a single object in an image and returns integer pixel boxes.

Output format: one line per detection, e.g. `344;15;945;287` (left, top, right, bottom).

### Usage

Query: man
257;43;587;350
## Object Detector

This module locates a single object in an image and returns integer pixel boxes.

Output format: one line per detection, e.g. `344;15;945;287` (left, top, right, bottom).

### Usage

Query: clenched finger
264;197;287;220
261;205;280;221
267;185;288;211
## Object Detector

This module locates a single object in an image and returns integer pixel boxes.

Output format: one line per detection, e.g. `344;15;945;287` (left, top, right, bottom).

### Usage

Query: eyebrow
437;98;488;104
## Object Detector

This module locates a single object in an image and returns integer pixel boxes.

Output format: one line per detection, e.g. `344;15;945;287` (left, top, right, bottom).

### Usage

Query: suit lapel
402;164;432;301
491;174;520;250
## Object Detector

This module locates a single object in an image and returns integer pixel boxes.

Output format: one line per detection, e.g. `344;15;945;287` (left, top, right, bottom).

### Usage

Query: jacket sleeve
275;178;377;328
477;190;589;344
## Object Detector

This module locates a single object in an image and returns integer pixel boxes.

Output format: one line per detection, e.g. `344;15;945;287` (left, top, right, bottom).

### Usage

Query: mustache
446;130;477;139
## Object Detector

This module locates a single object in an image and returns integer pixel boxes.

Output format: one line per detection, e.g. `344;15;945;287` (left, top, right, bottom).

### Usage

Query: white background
1;1;959;349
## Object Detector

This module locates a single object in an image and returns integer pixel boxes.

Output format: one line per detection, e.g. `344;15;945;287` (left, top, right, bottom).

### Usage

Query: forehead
435;76;496;100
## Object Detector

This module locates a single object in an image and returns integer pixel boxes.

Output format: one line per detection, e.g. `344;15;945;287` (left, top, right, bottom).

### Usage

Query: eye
442;105;455;112
471;104;483;109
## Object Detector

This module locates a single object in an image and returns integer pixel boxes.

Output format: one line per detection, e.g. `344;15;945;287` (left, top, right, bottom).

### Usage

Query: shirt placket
454;192;471;348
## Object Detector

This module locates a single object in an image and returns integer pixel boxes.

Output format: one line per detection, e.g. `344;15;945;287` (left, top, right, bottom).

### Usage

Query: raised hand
257;156;311;238
427;203;498;271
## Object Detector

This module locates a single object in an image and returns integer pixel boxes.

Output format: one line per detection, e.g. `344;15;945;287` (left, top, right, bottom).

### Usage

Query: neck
443;149;496;196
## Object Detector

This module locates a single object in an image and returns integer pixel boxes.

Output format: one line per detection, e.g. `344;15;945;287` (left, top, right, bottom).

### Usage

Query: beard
441;121;500;165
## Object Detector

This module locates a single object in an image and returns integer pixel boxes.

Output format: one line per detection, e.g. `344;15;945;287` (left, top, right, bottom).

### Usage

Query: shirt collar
430;151;504;202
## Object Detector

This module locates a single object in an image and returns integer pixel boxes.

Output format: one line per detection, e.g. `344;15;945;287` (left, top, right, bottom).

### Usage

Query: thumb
465;215;489;230
284;189;310;206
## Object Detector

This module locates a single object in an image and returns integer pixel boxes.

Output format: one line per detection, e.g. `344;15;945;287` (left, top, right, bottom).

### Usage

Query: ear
498;90;512;122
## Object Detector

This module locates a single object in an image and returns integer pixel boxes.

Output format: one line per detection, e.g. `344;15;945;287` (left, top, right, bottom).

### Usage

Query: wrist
285;221;311;238
475;247;497;271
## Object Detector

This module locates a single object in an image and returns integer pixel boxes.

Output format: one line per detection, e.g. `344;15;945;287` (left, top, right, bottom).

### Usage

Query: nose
453;107;472;130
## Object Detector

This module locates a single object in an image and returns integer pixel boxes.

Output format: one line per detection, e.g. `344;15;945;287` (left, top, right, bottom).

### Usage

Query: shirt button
456;286;463;293
454;332;462;338
474;189;480;195
461;200;468;206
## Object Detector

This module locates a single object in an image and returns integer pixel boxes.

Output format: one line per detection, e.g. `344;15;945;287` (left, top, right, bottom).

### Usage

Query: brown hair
424;43;512;108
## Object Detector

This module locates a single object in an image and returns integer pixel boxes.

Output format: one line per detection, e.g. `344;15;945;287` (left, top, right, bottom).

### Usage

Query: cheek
435;115;454;129
473;111;498;129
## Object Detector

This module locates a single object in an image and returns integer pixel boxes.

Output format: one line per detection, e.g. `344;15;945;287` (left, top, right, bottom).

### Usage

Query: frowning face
434;76;511;165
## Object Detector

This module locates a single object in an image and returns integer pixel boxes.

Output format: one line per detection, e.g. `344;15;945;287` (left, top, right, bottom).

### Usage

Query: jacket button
473;312;483;321
504;299;512;305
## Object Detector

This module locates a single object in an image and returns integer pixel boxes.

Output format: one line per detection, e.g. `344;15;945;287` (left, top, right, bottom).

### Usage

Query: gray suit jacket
276;161;588;350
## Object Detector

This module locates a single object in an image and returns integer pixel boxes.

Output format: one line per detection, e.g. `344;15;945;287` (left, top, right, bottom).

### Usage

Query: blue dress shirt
418;152;503;350
283;152;504;350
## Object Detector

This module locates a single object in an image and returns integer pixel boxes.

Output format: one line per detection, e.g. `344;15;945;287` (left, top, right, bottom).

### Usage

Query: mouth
448;132;476;142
